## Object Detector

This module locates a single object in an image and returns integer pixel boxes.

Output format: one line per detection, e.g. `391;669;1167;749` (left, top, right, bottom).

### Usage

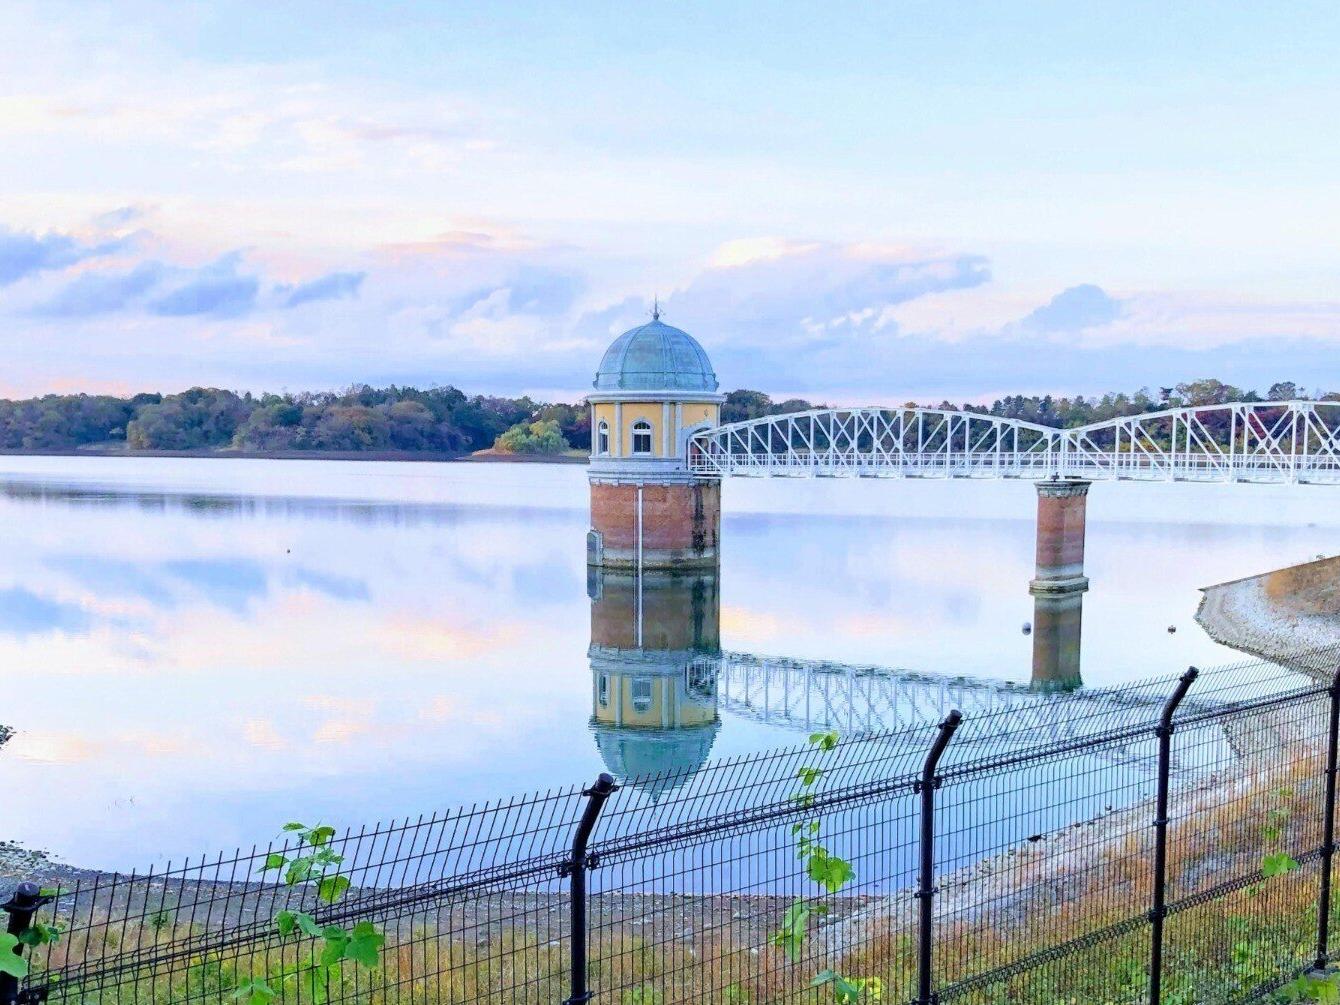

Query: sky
2;0;1339;403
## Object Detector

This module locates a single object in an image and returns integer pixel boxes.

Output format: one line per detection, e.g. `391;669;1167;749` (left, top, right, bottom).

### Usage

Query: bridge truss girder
688;401;1340;483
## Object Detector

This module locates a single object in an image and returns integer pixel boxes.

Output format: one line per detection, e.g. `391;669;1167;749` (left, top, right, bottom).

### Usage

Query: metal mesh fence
7;648;1340;1004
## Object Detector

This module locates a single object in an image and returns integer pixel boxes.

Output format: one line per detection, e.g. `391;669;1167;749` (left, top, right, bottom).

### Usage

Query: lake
0;455;1336;871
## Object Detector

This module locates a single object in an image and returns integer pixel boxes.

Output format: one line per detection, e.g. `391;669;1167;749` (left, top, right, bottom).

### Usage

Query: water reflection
2;458;1332;867
585;557;1091;792
0;480;514;528
1030;590;1084;691
588;569;721;800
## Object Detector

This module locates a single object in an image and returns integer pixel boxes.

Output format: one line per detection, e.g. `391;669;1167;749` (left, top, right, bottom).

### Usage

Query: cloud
94;206;150;228
150;254;259;317
162;558;268;613
0;587;92;638
286;568;370;601
281;271;365;308
34;262;164;317
453;267;583;318
1017;284;1124;334
584;240;991;362
0;227;121;286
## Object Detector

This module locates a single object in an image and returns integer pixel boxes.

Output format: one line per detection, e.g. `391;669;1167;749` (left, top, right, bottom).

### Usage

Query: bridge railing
690;447;1340;483
689;450;1062;478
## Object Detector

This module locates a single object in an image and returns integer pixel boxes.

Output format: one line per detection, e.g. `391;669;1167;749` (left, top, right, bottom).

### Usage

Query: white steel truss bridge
688;400;1340;483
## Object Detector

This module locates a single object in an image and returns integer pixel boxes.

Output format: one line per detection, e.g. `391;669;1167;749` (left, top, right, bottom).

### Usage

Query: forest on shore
0;378;1323;456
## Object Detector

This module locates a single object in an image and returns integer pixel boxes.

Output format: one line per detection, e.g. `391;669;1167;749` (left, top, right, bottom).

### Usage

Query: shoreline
0;448;588;465
1196;554;1340;674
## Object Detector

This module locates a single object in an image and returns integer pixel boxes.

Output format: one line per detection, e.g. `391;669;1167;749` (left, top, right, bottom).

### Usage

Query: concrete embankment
1197;554;1340;673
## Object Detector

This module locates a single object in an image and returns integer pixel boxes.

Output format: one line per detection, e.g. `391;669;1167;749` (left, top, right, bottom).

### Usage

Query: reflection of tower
1028;480;1089;691
586;310;725;570
588;568;721;799
1031;591;1084;690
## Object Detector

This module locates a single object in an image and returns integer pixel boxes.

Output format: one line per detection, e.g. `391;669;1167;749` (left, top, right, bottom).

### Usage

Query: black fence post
914;709;963;1005
1315;667;1340;973
562;773;617;1005
1;882;45;1005
1149;667;1199;1005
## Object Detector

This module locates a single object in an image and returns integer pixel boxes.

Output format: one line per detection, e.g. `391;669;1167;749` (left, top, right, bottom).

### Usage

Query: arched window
631;419;653;456
597;420;610;455
597;673;609;707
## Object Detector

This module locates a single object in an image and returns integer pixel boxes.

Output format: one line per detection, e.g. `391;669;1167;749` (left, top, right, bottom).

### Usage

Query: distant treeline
722;379;1330;427
0;386;589;454
0;379;1326;454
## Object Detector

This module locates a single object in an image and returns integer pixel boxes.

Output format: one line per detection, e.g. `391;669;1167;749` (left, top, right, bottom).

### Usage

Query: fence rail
6;649;1340;1004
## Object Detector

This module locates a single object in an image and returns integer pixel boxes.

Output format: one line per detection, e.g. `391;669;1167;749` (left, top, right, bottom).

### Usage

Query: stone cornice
586;389;725;405
1035;479;1092;498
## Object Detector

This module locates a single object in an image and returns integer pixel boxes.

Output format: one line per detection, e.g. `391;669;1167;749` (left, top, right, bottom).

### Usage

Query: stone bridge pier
1029;479;1090;688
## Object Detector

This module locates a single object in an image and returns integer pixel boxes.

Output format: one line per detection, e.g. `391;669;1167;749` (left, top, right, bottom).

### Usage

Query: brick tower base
588;480;720;570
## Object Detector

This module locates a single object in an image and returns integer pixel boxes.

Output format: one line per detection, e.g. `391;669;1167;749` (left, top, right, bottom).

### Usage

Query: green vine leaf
307;826;337;847
0;932;29;979
1262;852;1299;878
810;969;867;1003
345;921;384;969
317;875;351;904
275;910;322;939
284;857;316;886
769;902;811;962
231;977;276;1004
807;848;855;894
318;927;349;968
17;921;61;947
808;731;839;751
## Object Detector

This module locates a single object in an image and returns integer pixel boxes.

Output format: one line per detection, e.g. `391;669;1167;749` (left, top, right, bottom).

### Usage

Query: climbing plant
0;911;60;981
231;821;385;1005
767;730;882;1003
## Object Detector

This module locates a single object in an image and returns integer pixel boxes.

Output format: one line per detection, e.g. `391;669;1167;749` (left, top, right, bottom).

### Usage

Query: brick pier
588;480;721;570
1028;479;1090;688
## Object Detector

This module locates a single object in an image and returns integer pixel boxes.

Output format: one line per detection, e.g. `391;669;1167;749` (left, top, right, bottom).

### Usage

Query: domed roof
590;722;720;802
594;316;718;392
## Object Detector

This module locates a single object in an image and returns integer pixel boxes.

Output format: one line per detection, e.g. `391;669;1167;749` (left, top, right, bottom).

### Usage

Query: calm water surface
0;456;1335;870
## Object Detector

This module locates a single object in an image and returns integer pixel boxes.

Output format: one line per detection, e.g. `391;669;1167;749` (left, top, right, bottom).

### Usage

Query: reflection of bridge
708;651;1207;742
689;402;1340;483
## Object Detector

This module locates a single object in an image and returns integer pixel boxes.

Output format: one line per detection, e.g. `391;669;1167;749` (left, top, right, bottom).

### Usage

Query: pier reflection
587;568;721;799
1031;589;1084;691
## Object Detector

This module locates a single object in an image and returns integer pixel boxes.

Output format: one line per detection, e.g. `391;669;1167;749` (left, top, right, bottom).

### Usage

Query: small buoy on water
1022;622;1032;635
1167;625;1177;633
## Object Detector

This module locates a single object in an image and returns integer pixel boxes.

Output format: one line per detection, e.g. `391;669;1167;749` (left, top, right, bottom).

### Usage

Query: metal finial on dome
651;296;661;321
